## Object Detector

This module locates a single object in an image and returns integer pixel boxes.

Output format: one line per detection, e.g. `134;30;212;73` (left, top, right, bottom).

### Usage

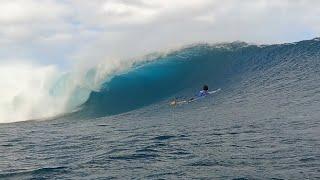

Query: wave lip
0;58;134;123
75;38;320;119
1;37;320;123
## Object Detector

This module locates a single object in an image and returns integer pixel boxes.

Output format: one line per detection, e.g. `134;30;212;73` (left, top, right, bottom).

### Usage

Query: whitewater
0;38;319;179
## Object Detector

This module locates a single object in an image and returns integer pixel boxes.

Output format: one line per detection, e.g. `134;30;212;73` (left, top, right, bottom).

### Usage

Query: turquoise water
0;38;319;179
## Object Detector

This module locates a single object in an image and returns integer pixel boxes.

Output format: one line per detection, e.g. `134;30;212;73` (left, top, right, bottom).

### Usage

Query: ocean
0;38;319;179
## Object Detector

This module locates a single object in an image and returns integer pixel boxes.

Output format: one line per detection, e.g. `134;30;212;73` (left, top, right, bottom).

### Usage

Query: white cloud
101;1;158;24
1;0;320;122
0;0;71;47
0;0;68;24
0;0;319;65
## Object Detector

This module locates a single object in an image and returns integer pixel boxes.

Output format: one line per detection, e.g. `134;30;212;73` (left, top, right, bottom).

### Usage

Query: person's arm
208;88;221;94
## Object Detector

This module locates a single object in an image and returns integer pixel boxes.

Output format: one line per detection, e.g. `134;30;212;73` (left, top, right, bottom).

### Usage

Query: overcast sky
0;0;319;67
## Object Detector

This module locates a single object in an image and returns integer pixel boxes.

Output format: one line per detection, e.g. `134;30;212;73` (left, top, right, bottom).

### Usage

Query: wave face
1;38;319;123
71;38;320;119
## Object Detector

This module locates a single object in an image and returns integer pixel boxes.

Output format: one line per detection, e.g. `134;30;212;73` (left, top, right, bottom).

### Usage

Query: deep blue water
1;38;320;179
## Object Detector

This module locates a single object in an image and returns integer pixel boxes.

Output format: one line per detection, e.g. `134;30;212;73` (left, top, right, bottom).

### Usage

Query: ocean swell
1;38;319;123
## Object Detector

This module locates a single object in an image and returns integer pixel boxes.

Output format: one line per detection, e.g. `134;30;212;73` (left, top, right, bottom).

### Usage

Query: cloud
1;0;320;122
0;0;319;66
101;1;157;24
0;0;68;24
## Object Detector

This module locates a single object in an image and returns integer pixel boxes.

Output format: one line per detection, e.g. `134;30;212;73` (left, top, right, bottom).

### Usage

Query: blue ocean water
1;38;320;179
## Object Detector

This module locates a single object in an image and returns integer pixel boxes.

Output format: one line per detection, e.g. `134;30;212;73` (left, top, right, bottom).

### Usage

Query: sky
0;0;319;68
0;0;320;122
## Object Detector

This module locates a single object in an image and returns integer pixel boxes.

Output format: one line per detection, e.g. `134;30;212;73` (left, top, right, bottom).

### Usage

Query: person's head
203;85;208;91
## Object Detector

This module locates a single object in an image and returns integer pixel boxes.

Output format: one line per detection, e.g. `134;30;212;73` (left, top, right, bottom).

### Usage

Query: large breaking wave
1;38;319;123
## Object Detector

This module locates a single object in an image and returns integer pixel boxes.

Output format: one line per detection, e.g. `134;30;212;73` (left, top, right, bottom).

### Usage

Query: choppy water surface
1;39;320;179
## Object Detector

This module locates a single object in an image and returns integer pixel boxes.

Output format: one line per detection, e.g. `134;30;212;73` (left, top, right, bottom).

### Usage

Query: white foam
0;59;133;123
